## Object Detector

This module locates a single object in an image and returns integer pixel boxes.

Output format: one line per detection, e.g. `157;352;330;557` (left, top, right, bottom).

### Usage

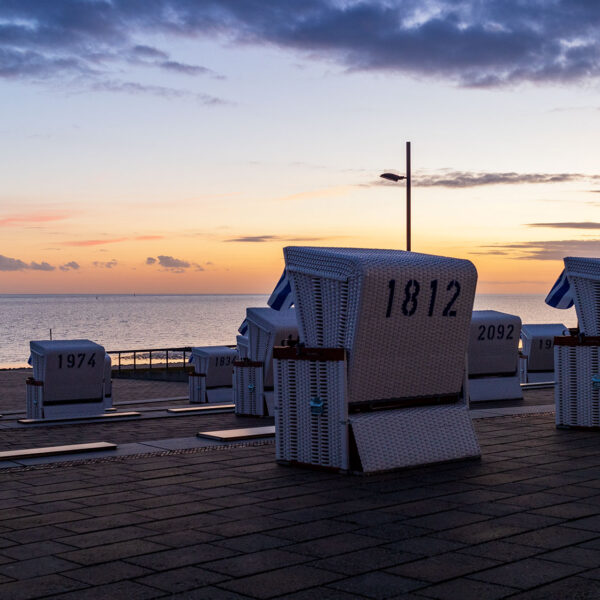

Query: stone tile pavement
1;410;600;598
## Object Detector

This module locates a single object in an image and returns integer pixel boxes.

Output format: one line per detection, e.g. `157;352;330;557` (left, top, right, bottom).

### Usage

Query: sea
0;294;578;369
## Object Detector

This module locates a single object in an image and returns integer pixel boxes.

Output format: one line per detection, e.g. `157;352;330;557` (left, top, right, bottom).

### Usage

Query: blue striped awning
545;269;574;309
267;269;294;311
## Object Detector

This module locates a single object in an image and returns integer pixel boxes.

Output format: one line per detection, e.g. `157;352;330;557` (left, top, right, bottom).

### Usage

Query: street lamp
380;141;412;252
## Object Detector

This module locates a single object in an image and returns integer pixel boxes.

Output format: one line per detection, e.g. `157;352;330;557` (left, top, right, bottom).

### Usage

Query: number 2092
386;279;461;318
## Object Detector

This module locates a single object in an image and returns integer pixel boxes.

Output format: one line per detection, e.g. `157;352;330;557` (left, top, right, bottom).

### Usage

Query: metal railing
107;346;192;373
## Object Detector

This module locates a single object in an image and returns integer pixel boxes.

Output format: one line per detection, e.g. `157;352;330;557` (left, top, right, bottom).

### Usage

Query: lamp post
380;141;412;252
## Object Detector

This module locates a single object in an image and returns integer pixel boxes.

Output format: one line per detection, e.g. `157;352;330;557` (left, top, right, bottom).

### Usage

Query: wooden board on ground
197;426;275;441
18;411;141;424
0;442;117;460
168;404;234;414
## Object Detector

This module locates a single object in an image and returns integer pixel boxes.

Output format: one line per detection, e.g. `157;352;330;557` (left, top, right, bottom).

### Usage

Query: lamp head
380;172;406;182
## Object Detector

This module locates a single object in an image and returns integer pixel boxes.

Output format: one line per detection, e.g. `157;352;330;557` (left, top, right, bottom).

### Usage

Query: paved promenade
3;372;600;599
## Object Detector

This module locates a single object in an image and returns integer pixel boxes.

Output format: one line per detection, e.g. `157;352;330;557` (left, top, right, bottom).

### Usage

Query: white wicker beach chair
519;323;568;384
233;308;298;416
467;310;522;402
274;247;481;473
26;340;107;419
554;257;600;428
188;346;236;404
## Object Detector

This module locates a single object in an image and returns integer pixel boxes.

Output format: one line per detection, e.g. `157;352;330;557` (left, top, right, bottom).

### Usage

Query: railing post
118;352;121;372
166;349;169;371
133;351;136;372
149;350;152;370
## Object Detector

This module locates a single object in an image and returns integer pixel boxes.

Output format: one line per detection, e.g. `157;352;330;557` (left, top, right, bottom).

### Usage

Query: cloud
3;2;600;89
157;255;190;269
93;259;117;268
224;234;330;243
0;212;69;226
0;255;28;271
62;237;128;247
146;254;206;273
371;171;596;189
63;235;164;247
527;222;600;229
89;79;228;105
475;239;600;260
60;261;80;271
30;261;55;271
0;255;61;271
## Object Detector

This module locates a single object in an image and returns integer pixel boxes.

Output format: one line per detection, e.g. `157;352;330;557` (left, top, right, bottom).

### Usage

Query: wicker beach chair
233;307;298;416
188;346;237;404
274;247;481;473
555;257;600;427
519;323;568;384
26;339;108;419
467;310;522;402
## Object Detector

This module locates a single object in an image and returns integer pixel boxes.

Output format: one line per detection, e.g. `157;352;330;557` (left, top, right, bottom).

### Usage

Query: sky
0;0;599;294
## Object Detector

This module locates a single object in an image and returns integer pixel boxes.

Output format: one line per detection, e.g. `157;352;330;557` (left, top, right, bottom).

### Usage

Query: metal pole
406;141;411;252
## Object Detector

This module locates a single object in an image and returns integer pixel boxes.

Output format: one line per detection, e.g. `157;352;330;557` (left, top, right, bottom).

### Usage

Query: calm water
0;294;577;368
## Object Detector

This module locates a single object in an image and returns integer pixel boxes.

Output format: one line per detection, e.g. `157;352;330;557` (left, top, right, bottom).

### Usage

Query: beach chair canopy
29;339;105;403
521;323;568;372
245;307;298;387
563;257;600;335
283;246;477;404
468;310;521;377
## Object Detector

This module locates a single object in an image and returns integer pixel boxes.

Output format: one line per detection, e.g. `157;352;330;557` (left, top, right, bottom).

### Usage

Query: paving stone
388;551;499;583
0;574;88;600
532;501;600;519
205;547;309;577
285;533;383;558
328;571;425;599
218;564;341;598
1;540;76;560
540;545;600;568
126;543;238;570
60;525;157;549
283;588;365;599
416;577;517;600
502;575;600;599
145;529;223;547
356;523;431;541
136;566;228;592
213;533;291;553
383;536;466;557
45;579;164;599
402;510;491;531
269;519;358;542
504;525;599;550
59;539;168;566
457;540;542;562
309;546;420;575
167;587;254;599
0;555;80;580
61;560;153;585
469;557;584;589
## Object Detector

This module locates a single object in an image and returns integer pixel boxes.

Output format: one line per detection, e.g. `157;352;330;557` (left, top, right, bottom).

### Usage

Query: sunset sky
1;1;599;294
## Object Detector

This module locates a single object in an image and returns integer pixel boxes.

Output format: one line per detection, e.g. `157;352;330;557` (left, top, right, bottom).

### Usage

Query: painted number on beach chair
214;356;233;367
386;279;461;318
57;352;96;368
477;324;514;341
